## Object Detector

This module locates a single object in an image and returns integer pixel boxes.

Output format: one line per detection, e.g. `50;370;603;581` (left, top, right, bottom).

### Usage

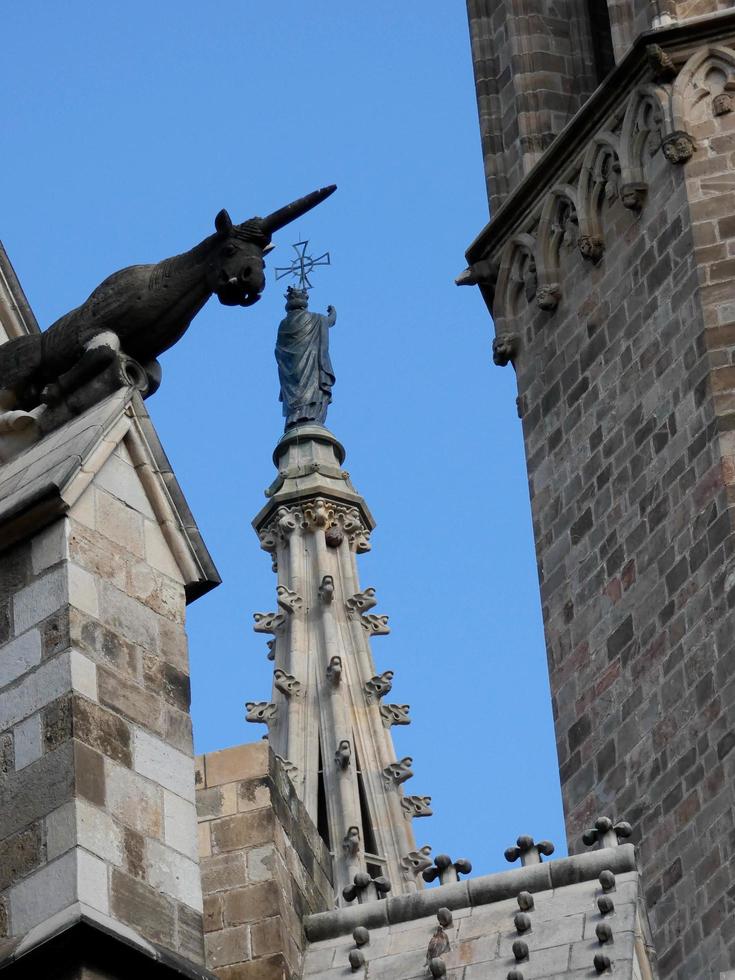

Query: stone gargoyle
0;185;336;445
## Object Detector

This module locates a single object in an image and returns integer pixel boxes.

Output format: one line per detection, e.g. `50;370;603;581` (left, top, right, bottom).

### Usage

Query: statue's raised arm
0;186;336;430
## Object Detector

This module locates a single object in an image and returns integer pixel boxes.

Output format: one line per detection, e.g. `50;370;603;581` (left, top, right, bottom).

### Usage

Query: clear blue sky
3;2;565;876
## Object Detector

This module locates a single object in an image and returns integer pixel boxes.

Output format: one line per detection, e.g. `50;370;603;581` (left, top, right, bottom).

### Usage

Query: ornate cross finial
422;854;472;886
275;239;330;290
504;835;555;866
582;816;632;849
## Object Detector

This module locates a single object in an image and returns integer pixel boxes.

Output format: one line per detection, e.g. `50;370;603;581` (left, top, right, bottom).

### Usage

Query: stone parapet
196;742;333;980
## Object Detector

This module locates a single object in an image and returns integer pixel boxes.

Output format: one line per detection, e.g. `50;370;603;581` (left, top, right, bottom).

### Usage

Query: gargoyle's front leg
42;331;121;406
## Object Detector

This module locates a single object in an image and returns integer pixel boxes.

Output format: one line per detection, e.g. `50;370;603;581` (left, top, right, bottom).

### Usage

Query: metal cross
275;240;330;291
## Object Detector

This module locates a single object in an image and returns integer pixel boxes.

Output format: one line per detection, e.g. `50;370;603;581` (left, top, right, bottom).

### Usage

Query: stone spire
251;423;429;902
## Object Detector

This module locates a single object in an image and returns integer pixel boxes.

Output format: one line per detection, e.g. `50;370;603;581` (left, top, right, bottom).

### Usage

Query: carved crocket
0;186;336;413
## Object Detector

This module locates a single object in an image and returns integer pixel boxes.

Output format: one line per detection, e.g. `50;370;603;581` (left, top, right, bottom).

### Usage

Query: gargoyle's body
0;186;336;410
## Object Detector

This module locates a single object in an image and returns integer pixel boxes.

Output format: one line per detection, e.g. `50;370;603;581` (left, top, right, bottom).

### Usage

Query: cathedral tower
464;3;735;977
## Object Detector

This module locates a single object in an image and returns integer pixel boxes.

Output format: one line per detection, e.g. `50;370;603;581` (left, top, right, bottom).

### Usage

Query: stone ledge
465;7;735;266
0;903;217;978
304;844;637;941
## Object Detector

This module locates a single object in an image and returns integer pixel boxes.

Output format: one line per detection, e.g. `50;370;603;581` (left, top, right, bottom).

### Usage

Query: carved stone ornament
402;795;433;819
258;529;278;553
353;926;370;947
620;182;647;211
327;656;342;685
342;826;361;857
277;507;299;537
335;739;352;769
245;701;277;724
645;43;677;81
325;525;344;548
423;854;472;885
319;575;335;603
492;333;519;367
277;585;303;614
360;614;390;636
383;756;414;786
342;870;390;904
504;835;555;866
661;130;696;164
275;754;298;778
365;670;394;704
401;845;433;877
266;639;276;661
273;668;301;697
345;587;377;614
577;235;604;264
253;612;286;635
380;703;411;728
582;815;632;849
536;283;561;311
348;949;365;973
302;498;330;529
713;92;733;116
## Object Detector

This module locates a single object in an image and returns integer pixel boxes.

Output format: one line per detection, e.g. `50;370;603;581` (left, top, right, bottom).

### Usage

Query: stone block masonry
464;19;735;979
0;412;215;972
197;742;333;980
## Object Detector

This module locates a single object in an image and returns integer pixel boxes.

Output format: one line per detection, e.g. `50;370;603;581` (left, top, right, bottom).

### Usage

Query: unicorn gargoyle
0;184;336;456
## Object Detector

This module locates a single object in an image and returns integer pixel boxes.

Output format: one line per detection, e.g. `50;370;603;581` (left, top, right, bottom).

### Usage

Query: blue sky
3;2;565;876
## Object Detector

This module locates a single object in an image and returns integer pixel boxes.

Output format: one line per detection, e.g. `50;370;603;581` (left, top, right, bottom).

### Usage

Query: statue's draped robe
276;309;335;428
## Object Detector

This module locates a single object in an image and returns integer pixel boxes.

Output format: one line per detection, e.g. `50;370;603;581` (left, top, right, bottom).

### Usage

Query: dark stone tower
463;4;735;978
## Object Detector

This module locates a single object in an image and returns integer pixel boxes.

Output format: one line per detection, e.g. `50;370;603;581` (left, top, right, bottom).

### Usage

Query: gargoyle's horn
260;185;337;234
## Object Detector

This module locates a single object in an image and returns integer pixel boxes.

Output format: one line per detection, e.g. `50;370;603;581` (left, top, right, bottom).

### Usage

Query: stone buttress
249;424;429;905
0;257;220;978
464;3;735;977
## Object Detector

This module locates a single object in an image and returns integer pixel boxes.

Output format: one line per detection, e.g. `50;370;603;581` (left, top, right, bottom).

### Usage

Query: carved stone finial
597;895;615;915
422;853;472;885
348;949;365;972
343;871;390;904
577;235;604;264
504;835;555;866
365;670;394;703
620;182;647;211
517;891;534;911
273;669;301;698
245;701;277;724
713;92;733;116
345;587;377;613
383;757;414;786
266;639;276;661
319;575;335;603
599;870;616;892
593;953;612;974
343;826;361;857
401;845;433;877
436;907;453;927
380;703;411;728
253;612;286;635
536;283;561;311
507;971;525;980
512;940;529;962
514;912;531;934
327;656;343;685
335;739;352;770
661;130;696;164
402;795;433;819
360;614;390;636
492;333;519;367
582;816;632;849
596;922;613;943
645;43;677;81
353;926;370;947
276;584;303;614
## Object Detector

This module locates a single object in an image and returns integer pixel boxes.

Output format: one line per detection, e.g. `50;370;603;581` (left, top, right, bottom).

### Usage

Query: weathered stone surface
210;811;275;855
0;823;42;890
110;867;176;947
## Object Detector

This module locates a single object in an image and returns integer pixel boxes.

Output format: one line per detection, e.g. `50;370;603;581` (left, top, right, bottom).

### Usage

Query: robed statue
276;287;336;430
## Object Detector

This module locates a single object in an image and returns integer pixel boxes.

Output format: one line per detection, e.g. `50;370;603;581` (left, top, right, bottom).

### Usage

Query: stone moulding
462;12;735;337
304;844;637;941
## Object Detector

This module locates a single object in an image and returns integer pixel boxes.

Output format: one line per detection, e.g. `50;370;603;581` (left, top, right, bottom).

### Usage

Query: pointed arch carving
671;44;735;128
620;82;672;186
493;231;538;327
577;132;622;260
535;184;579;310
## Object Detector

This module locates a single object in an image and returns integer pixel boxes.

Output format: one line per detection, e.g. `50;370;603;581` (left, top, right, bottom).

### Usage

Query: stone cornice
465;9;735;268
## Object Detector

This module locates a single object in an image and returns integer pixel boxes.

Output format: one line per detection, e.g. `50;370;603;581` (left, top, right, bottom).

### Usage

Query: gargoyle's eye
224;244;237;257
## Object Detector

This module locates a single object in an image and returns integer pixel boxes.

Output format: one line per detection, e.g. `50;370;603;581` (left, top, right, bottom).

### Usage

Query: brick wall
0;436;206;964
484;79;735;980
197;743;333;980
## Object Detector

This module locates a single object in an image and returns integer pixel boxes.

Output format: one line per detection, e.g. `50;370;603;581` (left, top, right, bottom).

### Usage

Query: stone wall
0;433;206;965
463;27;735;980
197;742;333;980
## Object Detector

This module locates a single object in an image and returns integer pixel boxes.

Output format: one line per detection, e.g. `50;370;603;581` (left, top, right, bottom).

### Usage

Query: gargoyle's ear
215;209;233;235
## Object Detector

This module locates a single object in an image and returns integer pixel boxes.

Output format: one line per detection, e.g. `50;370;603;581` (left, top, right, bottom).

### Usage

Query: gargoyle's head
208;186;337;308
